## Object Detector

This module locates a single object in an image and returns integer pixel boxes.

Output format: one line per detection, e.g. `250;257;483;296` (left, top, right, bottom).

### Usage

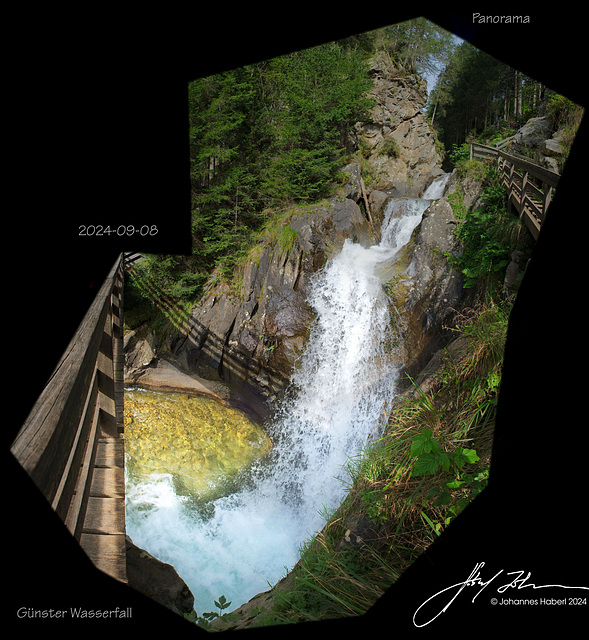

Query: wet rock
329;197;373;248
124;329;156;376
396;172;475;383
341;161;363;201
265;286;314;339
126;357;231;402
125;536;195;618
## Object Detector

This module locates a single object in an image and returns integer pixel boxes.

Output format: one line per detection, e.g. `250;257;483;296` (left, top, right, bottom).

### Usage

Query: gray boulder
125;536;195;618
511;115;554;150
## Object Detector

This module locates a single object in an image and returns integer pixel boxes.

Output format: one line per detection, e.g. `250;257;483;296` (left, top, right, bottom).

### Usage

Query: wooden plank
80;533;128;583
80;532;126;558
524;198;544;223
63;398;102;538
526;180;543;201
11;253;128;582
472;142;498;157
51;372;97;516
472;144;554;241
497;149;560;187
95;438;125;467
496;135;516;149
83;496;126;535
522;210;541;240
90;467;125;498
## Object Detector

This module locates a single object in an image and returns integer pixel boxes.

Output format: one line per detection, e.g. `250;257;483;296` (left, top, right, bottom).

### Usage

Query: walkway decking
10;254;127;583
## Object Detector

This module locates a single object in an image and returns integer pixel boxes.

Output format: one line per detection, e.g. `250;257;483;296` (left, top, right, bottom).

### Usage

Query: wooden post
360;175;374;230
506;161;515;213
520;170;529;221
543;182;553;215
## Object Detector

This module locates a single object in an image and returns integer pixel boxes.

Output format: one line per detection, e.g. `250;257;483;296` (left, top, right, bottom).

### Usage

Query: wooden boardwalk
11;254;127;583
80;437;126;580
470;141;560;239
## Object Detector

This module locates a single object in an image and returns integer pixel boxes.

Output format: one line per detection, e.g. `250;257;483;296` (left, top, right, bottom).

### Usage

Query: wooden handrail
470;142;560;239
11;253;126;580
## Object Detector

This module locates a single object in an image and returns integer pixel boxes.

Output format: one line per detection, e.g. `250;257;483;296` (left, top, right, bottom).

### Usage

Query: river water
124;174;450;614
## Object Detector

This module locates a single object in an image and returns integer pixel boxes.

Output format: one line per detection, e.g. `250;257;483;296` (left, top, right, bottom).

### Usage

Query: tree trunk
514;70;523;119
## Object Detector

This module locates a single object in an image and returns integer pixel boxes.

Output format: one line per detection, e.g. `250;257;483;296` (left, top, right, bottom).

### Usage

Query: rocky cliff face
358;51;444;196
124;59;456;412
125;195;375;412
175;197;374;403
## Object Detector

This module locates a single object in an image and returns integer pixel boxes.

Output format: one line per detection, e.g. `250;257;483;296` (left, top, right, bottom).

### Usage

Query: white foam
125;175;450;613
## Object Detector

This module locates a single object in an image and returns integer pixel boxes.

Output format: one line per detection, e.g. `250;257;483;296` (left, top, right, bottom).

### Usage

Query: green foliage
134;37;375;305
197;595;232;628
189;41;372;209
136;38;373;304
449;164;531;291
409;428;487;523
448;142;470;170
546;93;582;127
410;430;480;481
429;40;546;152
269;529;399;624
277;225;298;252
545;92;584;169
128;254;208;306
377;18;455;75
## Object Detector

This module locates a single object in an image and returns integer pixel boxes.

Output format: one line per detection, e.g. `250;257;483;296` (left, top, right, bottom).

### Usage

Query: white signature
413;561;589;627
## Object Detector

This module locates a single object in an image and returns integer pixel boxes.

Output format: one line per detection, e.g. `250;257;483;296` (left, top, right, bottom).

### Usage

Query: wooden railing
11;253;127;582
470;141;560;240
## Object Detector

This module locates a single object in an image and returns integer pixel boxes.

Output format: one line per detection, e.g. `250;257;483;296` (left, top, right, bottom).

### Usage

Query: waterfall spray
125;173;450;613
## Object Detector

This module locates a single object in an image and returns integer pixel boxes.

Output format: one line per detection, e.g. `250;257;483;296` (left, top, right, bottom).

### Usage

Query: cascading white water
125;173;450;614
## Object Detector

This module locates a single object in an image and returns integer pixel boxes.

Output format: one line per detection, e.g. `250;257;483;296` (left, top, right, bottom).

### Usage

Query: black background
6;8;587;636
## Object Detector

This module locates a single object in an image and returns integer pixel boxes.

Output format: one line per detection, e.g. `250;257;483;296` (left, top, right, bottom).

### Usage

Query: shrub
378;137;401;158
449;164;532;291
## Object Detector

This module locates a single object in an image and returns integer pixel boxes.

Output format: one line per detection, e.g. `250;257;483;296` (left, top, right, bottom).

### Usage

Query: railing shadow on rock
124;254;290;409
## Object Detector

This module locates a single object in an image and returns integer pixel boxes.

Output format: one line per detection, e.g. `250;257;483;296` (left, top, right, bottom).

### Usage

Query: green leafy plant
410;428;479;476
409;429;488;523
197;595;232;627
448;142;470;169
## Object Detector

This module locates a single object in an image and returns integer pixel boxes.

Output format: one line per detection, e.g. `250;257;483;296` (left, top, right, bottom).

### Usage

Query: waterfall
125;173;450;614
